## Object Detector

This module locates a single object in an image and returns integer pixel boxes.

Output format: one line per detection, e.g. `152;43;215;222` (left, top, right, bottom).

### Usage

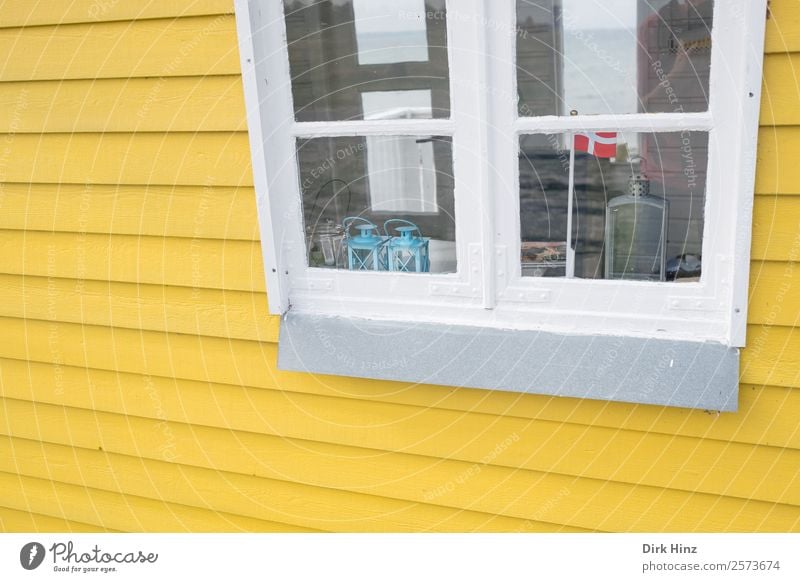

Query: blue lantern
344;217;389;271
384;219;430;273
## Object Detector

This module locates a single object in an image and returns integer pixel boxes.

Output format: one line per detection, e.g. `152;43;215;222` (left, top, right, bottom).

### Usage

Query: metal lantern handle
343;216;377;238
383;219;423;238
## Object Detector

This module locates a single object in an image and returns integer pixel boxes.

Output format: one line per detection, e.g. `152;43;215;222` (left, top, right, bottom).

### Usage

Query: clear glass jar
306;220;345;269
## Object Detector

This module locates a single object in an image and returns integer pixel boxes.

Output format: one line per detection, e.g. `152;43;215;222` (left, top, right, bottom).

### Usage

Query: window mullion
485;0;521;300
473;0;496;308
446;0;495;307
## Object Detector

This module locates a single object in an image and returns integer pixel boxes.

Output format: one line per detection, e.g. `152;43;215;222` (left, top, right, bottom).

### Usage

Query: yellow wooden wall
0;0;799;533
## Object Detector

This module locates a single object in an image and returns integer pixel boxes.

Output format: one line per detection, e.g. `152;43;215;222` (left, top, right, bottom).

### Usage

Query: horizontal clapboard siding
0;16;240;82
0;471;318;533
2;420;798;532
761;54;800;125
0;231;265;291
0;76;247;133
0;506;119;533
0;184;259;240
0;0;233;28
765;0;800;53
0;275;278;342
749;262;800;326
1;382;800;510
757;127;800;194
2;359;798;451
751;196;800;259
1;0;799;534
1;436;582;533
0;133;252;186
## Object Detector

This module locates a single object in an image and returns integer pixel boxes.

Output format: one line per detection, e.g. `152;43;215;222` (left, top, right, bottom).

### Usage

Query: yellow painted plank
742;324;800;389
290;376;800;451
2;368;800;509
751;196;800;261
4;357;800;452
0;436;575;533
757;126;800;195
749;261;800;327
0;275;278;342
0;184;259;241
0;471;319;533
761;54;800;126
766;0;800;54
0;417;640;533
264;365;800;449
0;15;240;82
0;76;246;133
0;132;252;186
0;317;277;388
0;0;233;28
0;231;265;292
2;414;798;532
0;505;116;532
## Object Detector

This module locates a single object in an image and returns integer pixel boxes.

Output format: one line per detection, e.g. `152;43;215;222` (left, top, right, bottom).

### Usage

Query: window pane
516;0;714;116
519;131;708;282
298;136;456;274
284;0;450;122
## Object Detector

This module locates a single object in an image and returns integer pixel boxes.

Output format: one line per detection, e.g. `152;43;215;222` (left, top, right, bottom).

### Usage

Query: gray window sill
278;312;739;412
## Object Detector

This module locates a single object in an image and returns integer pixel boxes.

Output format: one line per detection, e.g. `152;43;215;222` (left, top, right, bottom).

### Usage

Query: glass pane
284;0;450;122
516;0;714;116
519;131;708;282
519;134;571;278
298;136;456;274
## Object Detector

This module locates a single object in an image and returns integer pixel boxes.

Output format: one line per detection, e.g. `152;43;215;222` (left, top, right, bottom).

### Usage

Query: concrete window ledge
278;312;739;412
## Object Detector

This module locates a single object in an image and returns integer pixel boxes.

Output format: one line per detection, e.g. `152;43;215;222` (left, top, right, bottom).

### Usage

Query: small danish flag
574;132;617;158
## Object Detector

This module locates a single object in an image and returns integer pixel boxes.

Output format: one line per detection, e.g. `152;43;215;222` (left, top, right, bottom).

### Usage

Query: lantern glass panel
607;195;668;281
519;131;708;282
297;135;456;274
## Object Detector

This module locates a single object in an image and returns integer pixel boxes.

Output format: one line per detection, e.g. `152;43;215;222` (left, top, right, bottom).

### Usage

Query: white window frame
235;0;767;349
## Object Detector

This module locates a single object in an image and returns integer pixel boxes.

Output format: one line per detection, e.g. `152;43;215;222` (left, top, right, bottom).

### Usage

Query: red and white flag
574;132;617;158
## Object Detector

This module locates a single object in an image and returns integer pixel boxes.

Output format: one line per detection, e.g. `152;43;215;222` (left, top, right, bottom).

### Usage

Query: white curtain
361;90;438;213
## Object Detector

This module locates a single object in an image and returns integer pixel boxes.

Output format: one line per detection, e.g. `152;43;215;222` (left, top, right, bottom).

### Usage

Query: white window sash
237;0;492;310
235;0;767;348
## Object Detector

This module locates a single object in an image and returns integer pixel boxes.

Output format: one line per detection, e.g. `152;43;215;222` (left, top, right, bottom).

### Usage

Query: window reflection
284;0;449;121
516;0;714;116
298;136;456;273
353;0;430;65
519;132;708;282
